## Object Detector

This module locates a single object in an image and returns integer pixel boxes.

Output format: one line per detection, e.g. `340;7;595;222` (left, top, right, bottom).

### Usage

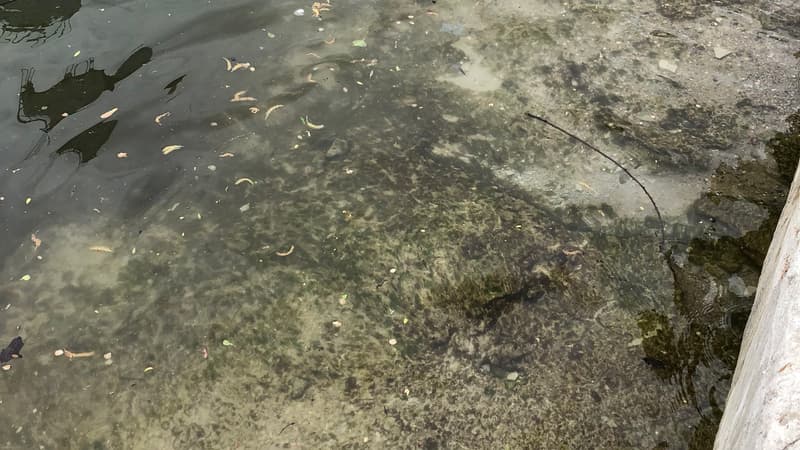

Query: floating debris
311;1;332;18
89;245;113;253
100;107;118;119
19;274;31;281
235;177;255;185
239;203;251;213
154;112;171;125
53;349;64;357
293;8;305;16
103;352;112;360
230;90;256;102
31;234;41;250
232;62;252;72
162;145;183;155
117;152;128;158
144;366;154;373
304;116;324;130
352;39;367;48
63;349;94;359
219;152;235;158
265;104;285;121
222;339;234;347
276;245;294;256
388;338;397;346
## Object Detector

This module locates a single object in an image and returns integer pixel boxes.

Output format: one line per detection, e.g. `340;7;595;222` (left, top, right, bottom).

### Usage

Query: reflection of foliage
0;0;81;45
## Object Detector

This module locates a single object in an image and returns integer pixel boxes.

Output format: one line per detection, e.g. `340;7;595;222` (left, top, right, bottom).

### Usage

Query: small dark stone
325;138;349;160
344;376;358;393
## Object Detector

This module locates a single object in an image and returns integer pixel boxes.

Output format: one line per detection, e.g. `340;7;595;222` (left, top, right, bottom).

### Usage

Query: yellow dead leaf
305;116;324;130
162;145;183;155
64;349;95;359
154;112;171;125
276;245;295;256
100;108;118;119
230;90;256;102
265;104;284;121
231;62;251;72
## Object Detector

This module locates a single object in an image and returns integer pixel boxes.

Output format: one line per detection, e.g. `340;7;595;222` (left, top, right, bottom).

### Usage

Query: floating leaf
222;339;234;346
162;145;183;155
19;274;31;281
352;39;367;48
100;108;118;119
154;112;171;125
230;91;256;102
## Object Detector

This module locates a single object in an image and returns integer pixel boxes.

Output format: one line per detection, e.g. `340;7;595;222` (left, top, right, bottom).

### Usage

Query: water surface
1;0;798;448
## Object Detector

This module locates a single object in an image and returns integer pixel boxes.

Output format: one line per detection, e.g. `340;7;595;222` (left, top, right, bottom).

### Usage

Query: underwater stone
714;46;733;59
728;275;747;297
658;59;678;73
325;138;349;160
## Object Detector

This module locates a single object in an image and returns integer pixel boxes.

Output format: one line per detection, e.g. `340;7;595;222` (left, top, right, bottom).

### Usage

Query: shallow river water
0;0;799;448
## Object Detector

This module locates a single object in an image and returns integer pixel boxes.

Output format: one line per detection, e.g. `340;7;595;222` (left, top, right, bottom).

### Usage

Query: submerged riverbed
0;0;798;448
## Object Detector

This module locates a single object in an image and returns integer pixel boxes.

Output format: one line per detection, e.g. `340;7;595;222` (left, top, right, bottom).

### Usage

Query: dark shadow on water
54;119;118;163
16;46;152;160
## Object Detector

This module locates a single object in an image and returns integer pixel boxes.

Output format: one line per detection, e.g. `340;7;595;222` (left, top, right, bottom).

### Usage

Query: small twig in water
525;112;666;253
279;422;296;434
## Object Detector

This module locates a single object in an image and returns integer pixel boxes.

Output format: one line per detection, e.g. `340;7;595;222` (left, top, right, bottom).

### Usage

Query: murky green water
1;0;798;448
